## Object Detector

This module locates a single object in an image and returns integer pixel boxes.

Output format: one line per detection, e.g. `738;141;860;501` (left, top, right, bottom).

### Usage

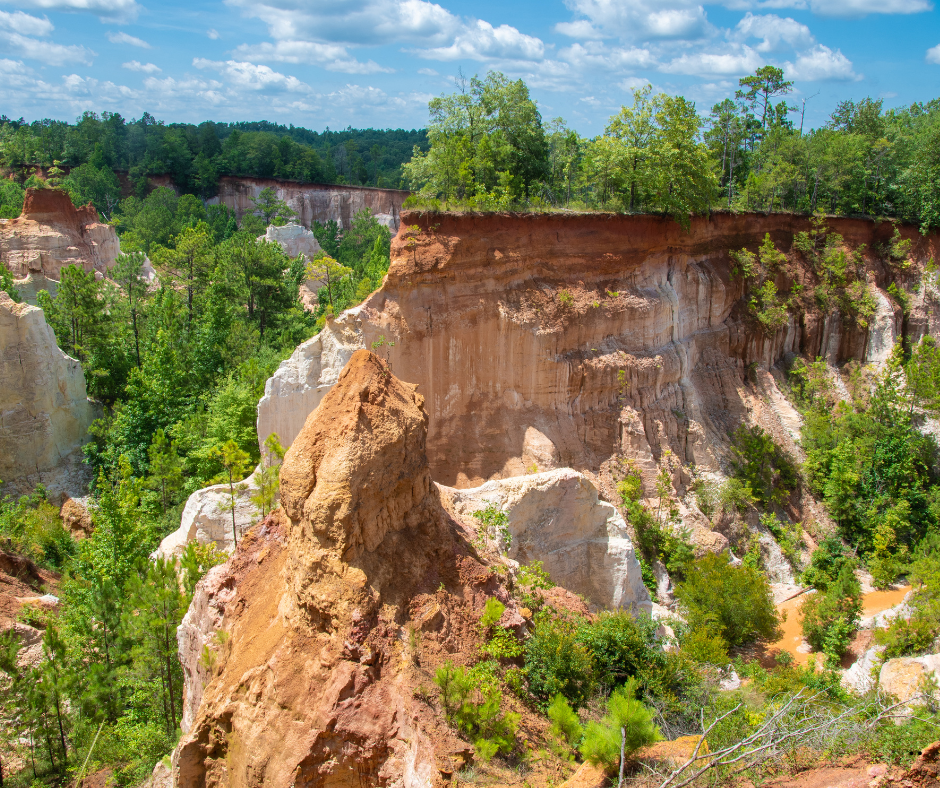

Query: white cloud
107;30;150;47
193;57;311;93
661;46;763;75
417;66;438;75
417;19;545;61
560;41;656;70
0;30;94;63
559;0;710;41
927;43;940;63
808;0;931;14
619;76;652;91
207;28;219;39
784;44;861;79
0;9;52;35
233;40;393;73
2;0;140;22
122;59;159;72
734;12;814;51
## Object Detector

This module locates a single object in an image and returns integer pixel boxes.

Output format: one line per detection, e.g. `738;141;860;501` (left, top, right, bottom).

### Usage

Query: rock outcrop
0;291;95;498
259;222;322;259
175;351;531;787
0;188;120;281
440;468;651;612
879;653;940;705
209;177;408;230
257;211;938;489
155;470;261;557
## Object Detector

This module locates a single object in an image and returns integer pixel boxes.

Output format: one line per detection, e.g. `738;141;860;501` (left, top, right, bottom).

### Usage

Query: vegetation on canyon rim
3;66;940;788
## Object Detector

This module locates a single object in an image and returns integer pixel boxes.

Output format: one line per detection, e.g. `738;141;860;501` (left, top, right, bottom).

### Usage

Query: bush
730;424;798;507
801;562;862;665
0;485;75;570
876;535;940;658
523;611;596;709
680;625;730;666
675;553;781;647
548;694;583;747
580;678;661;774
801;536;850;591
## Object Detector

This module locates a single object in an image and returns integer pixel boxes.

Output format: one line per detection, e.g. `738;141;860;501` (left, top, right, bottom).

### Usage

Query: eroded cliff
258;211;937;490
0;188;121;284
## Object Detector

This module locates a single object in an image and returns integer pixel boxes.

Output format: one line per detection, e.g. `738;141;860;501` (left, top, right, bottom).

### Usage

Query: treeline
0;112;426;205
404;68;940;230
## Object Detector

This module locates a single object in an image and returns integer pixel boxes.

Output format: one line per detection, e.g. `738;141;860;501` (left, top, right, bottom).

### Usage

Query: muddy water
768;586;910;666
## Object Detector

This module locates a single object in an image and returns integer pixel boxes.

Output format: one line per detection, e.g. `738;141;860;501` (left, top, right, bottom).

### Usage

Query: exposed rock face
0;291;95;498
259;222;322;259
155;470;261;557
0;188;120;281
175;351;526;787
60;496;93;539
209;177;408;231
879;653;940;705
439;468;651;612
258;211;938;488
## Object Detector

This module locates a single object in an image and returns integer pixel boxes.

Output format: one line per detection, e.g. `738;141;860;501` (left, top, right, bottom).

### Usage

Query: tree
800;560;862;666
155;222;213;327
250;187;296;225
251;432;285;518
148;428;183;513
112;251;149;367
39;264;101;361
210;440;250;548
306;253;352;315
580;678;661;787
736;66;793;132
607;85;657;212
0;262;20;301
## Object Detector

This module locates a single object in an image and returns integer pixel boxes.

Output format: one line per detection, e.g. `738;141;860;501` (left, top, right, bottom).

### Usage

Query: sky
0;0;938;135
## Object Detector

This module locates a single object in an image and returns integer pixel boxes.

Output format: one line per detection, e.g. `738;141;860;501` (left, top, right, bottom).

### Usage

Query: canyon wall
209;177;409;231
0;291;95;498
258;211;937;489
0;188;121;281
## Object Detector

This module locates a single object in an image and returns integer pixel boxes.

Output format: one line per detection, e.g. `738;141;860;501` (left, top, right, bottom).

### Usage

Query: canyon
209;176;409;230
258;211;935;498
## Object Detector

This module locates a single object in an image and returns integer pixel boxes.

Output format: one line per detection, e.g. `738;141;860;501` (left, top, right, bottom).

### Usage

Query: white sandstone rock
439;468;652;614
879;653;940;706
842;644;884;695
0;291;95;497
866;286;902;365
155;469;261;557
256;310;365;452
260;222;322;259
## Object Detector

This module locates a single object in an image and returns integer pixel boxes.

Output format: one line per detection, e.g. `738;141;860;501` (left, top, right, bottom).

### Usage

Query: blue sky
0;0;938;135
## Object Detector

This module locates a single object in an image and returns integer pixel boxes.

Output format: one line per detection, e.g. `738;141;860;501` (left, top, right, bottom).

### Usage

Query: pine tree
211;440;250;548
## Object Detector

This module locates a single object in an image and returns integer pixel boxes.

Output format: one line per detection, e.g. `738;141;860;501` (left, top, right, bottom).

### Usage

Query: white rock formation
879;653;940;705
259;222;322;259
155;469;261;557
866;286;902;365
439;468;652;613
256;309;365;453
842;644;885;695
0;291;95;497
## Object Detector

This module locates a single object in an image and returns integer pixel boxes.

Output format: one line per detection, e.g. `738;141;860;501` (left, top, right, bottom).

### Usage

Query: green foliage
876;534;940;657
580;679;661;773
0;261;21;301
473;502;511;554
800;561;862;666
675;553;781;647
680;625;730;666
0;177;25;218
480;597;506;631
0;485;74;569
523;611;596;709
762;512;804;569
731;234;793;332
548;694;583;748
516;559;553;611
434;661;519;761
730;423;799;507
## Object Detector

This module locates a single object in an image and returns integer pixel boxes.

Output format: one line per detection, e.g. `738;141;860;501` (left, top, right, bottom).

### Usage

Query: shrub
523;611;596;709
548;694;583;747
516;560;553;611
473;503;511;553
680;625;730;666
876;535;940;658
801;562;862;666
557;289;574;306
580;678;661;776
730;424;799;507
0;485;74;570
675;553;781;647
801;536;850;591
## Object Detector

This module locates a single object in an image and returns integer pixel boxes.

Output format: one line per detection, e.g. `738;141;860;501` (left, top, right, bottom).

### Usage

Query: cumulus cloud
122;59;159;72
233;40;393;73
1;0;140;22
661;46;763;75
207;28;219;39
417;66;438;75
927;42;940;63
734;13;814;51
723;0;930;13
560;41;656;70
107;30;150;47
784;44;860;79
0;9;52;35
192;57;311;93
416;19;545;61
0;30;94;63
558;0;710;41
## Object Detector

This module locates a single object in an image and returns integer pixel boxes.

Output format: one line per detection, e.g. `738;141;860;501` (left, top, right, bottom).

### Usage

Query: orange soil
769;586;911;666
